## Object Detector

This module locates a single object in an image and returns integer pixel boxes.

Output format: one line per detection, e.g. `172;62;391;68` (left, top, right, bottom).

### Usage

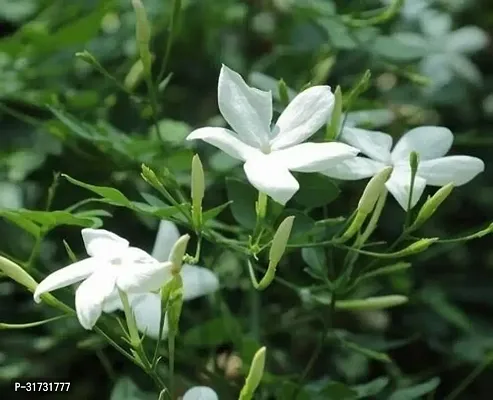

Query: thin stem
118;290;140;345
249;280;261;341
444;357;493;400
168;335;176;399
145;75;165;147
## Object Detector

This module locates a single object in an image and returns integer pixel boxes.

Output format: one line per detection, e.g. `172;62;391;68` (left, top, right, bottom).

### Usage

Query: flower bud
326;85;342;141
336;295;408;311
278;79;290;107
124;59;144;91
391;238;438;258
75;50;98;66
191;154;205;229
131;0;152;76
239;347;266;400
358;166;393;215
169;234;190;274
409;150;419;176
410;183;454;231
166;275;183;337
0;255;37;293
269;216;295;268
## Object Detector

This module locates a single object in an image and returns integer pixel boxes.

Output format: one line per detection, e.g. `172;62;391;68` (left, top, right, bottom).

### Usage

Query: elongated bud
169;234;190;274
358;166;393;215
239;347;266;400
326;86;342;141
278;79;290;106
339;167;392;242
391;238;438;257
409;151;419;175
191;154;205;229
410;183;454;231
269;216;295;268
75;50;98;66
166;274;183;337
252;216;295;290
336;295;408;311
131;0;152;76
124;59;145;91
0;256;37;293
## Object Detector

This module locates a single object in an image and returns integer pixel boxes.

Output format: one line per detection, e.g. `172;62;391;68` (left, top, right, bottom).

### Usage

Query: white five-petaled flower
104;220;220;339
186;64;359;205
322;126;485;210
33;229;170;330
183;386;218;400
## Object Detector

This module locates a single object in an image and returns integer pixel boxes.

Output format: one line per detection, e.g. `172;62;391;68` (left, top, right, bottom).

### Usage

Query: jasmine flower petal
244;156;299;205
181;264;220;301
81;229;129;258
270;86;334;150
447;26;488;54
131;293;168;339
187;127;261;161
271;142;359;173
391;126;453;163
152;220;181;262
183;386;219;400
418;156;485;186
323;158;387;180
385;171;427;210
75;268;117;330
341;127;393;163
33;258;100;303
218;64;272;148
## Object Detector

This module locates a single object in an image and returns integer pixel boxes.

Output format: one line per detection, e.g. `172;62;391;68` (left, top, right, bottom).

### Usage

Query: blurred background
1;0;493;398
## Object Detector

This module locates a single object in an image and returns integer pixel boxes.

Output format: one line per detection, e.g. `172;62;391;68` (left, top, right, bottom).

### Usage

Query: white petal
183;386;219;400
34;258;100;303
271;142;359;173
187;127;261;162
418;156;485;186
243;155;299;205
270;86;334;150
218;64;272;148
322;157;386;180
391;126;453;163
181;265;220;301
340;127;393;163
131;293;168;339
81;229;129;258
385;170;427;210
447;26;488;54
75;268;117;330
102;289;123;313
116;248;172;293
151;220;180;262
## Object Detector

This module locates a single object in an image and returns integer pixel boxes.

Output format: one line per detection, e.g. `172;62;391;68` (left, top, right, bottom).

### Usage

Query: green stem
145;75;165;147
444;356;493;400
118;290;140;346
250;279;261;340
168;334;176;399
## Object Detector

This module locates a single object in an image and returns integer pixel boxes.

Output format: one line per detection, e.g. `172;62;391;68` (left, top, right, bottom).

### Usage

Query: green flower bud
336;295;408;311
0;256;37;293
409;151;419;176
169;234;190;274
191;154;205;229
358;166;393;215
410;183;454;231
131;0;152;76
75;50;98;66
326;85;342;141
391;238;438;257
278;79;290;107
239;347;267;400
269;216;295;268
124;59;145;91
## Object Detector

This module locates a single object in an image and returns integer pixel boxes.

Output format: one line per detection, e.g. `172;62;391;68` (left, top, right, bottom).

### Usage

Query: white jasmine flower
105;221;220;339
186;64;359;205
33;229;170;330
183;386;218;400
322;126;484;210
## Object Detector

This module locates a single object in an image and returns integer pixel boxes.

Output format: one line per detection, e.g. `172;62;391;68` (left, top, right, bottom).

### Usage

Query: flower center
260;143;271;154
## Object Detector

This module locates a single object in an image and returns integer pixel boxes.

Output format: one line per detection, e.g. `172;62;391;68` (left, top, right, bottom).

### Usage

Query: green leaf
63;175;132;206
371;35;427;62
320;382;358;400
203;201;233;224
302;247;327;277
110;377;155;400
150;119;191;146
388;378;440;400
353;377;389;398
183;317;242;347
293;174;340;209
0;210;41;237
340;339;391;363
225;178;257;229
